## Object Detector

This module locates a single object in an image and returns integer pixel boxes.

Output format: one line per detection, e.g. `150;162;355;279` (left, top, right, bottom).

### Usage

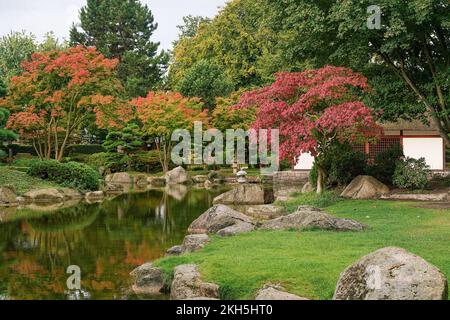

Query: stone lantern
236;167;248;184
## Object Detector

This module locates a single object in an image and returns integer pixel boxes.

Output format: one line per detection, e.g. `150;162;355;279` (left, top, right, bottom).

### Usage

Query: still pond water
0;187;225;300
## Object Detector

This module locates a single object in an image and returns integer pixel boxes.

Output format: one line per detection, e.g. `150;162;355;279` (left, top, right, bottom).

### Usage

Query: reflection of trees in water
0;187;227;299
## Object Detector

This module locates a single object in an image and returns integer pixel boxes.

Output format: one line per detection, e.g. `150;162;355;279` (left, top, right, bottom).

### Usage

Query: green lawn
155;199;450;300
0;167;60;195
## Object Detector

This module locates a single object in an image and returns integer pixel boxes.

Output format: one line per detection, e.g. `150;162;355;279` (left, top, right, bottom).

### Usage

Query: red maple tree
235;66;382;193
2;46;121;160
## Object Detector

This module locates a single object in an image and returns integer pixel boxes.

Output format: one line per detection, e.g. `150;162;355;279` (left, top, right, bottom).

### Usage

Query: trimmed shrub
11;157;41;167
65;144;106;156
86;152;129;173
7;144;37;156
367;145;404;185
393;157;430;190
27;160;100;191
130;151;163;173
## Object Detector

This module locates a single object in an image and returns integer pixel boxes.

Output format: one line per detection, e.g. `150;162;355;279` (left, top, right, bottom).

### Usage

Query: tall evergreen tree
70;0;168;97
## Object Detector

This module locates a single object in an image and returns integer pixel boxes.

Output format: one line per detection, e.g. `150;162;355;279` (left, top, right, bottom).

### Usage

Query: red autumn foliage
235;66;382;192
236;66;382;161
2;45;121;160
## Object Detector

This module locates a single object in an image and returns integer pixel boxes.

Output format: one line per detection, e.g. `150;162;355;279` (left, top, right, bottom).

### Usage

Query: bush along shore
130;174;450;301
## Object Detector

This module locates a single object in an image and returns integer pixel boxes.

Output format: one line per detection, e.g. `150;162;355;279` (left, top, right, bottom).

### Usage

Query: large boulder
85;191;105;202
333;247;448;300
23;188;65;203
255;284;308;300
260;206;365;232
60;188;83;200
105;172;132;184
130;263;165;296
147;176;166;187
216;222;255;237
0;186;18;205
188;205;256;235
166;234;211;256
301;182;315;193
192;175;208;184
182;234;210;253
237;204;286;220
213;184;274;205
341;176;389;199
165;166;191;185
170;264;219;300
103;183;124;194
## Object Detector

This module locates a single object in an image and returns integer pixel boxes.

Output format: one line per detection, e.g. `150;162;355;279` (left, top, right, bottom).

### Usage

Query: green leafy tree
103;123;143;154
70;0;168;97
38;32;67;52
175;15;211;44
328;0;450;146
0;31;36;83
170;0;279;88
176;60;234;110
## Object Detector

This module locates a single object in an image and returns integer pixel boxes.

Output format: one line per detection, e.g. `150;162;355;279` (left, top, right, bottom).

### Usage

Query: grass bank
0;167;60;195
154;199;450;300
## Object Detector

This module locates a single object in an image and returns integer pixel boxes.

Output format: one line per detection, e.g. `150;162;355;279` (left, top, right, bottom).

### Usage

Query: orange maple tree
130;92;208;172
1;45;121;160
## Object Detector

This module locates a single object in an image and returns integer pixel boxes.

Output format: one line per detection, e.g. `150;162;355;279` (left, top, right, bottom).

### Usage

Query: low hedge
86;151;163;174
27;160;100;191
65;144;106;156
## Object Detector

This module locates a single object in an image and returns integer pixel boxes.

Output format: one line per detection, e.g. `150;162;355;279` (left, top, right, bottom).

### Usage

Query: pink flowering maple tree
235;66;382;193
2;45;121;160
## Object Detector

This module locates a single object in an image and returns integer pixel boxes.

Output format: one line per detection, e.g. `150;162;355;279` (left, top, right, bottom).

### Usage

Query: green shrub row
27;160;101;191
65;144;106;156
86;151;163;174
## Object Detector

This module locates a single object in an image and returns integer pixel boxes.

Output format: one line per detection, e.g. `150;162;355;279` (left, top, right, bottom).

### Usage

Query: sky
0;0;227;51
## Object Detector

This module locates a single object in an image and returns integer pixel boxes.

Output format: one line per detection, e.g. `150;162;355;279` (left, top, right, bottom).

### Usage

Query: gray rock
103;183;124;194
260;207;365;232
213;184;274;205
130;263;165;295
105;172;132;184
0;186;17;205
23;188;64;203
216;222;255;237
381;193;448;202
182;234;210;253
170;264;219;300
333;247;448;300
147;177;166;187
192;175;208;184
301;182;315;193
239;204;286;220
166;245;185;256
165;166;191;185
188;205;255;235
60;188;83;200
341;176;389;199
255;284;309;300
85;191;105;202
134;174;148;186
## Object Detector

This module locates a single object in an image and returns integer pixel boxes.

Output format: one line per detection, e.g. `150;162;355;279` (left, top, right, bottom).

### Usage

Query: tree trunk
316;165;325;194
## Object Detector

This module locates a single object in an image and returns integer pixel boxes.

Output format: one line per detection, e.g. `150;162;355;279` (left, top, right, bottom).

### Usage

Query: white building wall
402;137;444;170
294;152;315;170
294;137;445;171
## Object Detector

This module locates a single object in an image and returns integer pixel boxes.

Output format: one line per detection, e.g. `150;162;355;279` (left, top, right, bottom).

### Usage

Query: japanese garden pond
0;186;227;300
